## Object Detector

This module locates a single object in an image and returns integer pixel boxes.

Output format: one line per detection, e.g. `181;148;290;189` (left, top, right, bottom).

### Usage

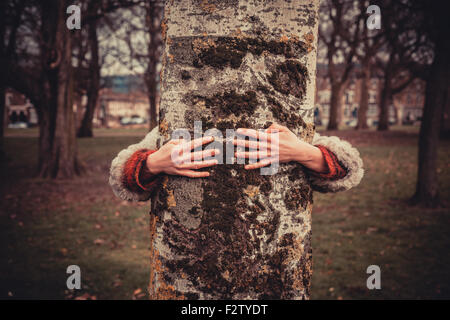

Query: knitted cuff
308;145;348;180
122;149;161;193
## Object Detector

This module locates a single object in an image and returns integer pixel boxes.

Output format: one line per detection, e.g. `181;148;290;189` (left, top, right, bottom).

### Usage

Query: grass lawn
0;126;449;299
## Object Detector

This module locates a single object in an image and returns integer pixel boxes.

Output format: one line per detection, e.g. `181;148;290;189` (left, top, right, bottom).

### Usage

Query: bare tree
77;0;142;137
411;0;450;207
143;0;163;131
354;1;384;130
104;0;163;131
373;0;429;131
77;1;101;138
4;0;85;178
0;0;27;161
319;0;363;130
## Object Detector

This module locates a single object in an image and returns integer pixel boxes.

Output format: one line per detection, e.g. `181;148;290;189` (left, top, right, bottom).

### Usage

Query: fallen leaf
93;239;105;245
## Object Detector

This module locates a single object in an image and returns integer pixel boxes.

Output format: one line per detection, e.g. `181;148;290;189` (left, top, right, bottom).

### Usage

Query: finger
233;139;271;150
236;128;271;142
235;150;275;159
244;157;277;170
176;169;211;178
183;136;215;151
179;148;220;162
177;159;219;169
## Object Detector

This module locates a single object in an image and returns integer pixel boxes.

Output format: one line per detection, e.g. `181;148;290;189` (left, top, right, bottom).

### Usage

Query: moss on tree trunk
149;0;319;300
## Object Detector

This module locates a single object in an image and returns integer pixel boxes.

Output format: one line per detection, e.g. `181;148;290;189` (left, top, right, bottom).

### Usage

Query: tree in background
143;0;163;131
76;0;142;137
411;0;450;207
354;1;384;130
76;1;101;138
373;0;430;131
2;0;141;177
3;0;84;178
104;0;163;131
319;0;363;130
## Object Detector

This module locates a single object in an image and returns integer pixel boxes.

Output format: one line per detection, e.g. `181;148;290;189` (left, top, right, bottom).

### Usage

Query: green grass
0;127;449;299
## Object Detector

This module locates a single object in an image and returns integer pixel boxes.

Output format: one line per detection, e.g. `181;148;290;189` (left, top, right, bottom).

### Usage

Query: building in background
4;88;38;128
314;64;425;127
92;75;159;128
4;70;424;130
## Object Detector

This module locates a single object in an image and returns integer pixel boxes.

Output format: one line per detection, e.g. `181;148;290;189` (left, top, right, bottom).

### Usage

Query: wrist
293;142;316;163
295;144;327;173
146;151;163;175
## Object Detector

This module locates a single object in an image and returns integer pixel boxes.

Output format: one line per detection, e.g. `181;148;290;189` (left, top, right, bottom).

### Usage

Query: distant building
92;75;158;128
96;88;153;128
314;64;425;127
4;88;38;127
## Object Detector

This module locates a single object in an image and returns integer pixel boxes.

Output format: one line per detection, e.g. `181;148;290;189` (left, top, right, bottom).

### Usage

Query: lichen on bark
150;0;319;300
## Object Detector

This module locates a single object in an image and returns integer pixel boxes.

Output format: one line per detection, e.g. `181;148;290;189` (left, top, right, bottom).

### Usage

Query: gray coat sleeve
109;126;161;202
309;133;364;193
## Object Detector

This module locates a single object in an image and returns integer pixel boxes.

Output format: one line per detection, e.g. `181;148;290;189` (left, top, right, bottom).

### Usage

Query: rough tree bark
149;0;319;300
77;4;100;138
37;0;84;178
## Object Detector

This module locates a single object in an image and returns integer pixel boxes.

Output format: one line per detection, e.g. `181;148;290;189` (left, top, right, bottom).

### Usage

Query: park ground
0;126;449;299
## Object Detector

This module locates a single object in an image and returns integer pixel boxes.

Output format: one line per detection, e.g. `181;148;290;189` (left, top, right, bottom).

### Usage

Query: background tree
143;0;163;131
354;1;384;130
4;0;84;178
77;1;101;138
410;0;450;207
104;0;163;132
319;0;363;130
0;0;26;161
373;0;430;131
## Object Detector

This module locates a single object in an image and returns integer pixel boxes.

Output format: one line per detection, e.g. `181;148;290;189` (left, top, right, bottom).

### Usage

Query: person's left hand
233;123;327;173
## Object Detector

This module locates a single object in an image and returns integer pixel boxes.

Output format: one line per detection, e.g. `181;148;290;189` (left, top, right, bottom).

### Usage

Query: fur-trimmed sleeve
309;133;364;193
109;126;161;201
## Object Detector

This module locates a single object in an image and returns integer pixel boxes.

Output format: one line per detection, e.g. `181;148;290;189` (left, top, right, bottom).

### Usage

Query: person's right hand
146;136;219;178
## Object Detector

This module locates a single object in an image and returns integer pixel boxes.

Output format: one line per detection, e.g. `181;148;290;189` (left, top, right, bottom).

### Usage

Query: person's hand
146;136;219;178
233;123;327;173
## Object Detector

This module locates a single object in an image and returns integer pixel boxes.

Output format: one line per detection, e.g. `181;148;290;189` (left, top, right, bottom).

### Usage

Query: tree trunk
145;1;162;132
149;0;319;300
327;83;343;130
356;59;370;130
411;30;450;207
0;86;5;162
77;16;100;138
440;93;450;139
378;70;392;131
38;0;83;178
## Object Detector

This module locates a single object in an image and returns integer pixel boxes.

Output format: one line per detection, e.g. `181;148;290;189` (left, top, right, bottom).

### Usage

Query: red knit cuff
308;145;347;180
122;149;161;193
